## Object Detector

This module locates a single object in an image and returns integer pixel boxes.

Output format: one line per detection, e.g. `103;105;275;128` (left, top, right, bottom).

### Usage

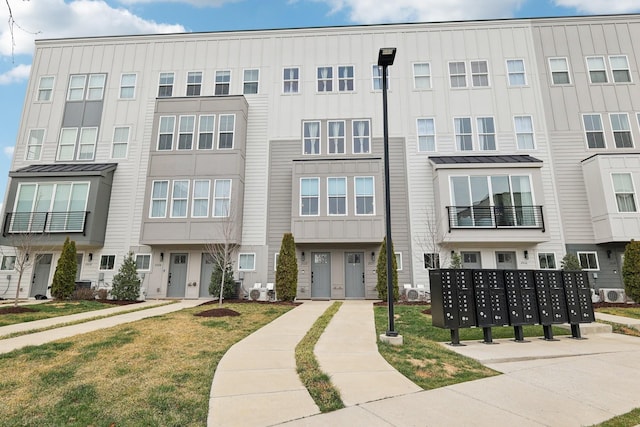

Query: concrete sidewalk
596;311;640;331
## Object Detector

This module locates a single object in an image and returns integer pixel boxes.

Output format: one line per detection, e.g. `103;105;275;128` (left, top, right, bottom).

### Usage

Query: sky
1;0;640;212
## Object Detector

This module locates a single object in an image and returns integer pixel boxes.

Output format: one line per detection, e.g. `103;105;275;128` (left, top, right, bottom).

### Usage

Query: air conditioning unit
601;288;631;303
249;287;269;301
406;288;427;302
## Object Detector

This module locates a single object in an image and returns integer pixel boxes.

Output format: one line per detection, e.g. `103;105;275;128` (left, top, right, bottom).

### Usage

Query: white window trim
170;180;190;219
611;172;637;213
26;128;45;161
303;120;321;155
582;113;606;149
537;252;557;269
197;114;215;150
99;254;117;271
192;179;211;218
177;115;196;150
111;126;130;159
453;117;473;152
476;116;496;151
609;55;632;83
135;254;152;271
352;119;371;154
506;59;527;86
213;179;232;218
300;177;320;216
609;112;634;148
186;71;203;96
548;57;572;85
149;180;169;218
327;176;348;216
448;61;467;88
470;60;490;87
412;62;432;90
395;252;403;271
337;65;355;92
119;73;137;99
577;251;599;271
238;253;256;271
1;255;16;271
215;70;232;95
327;120;346;154
316;66;334;93
157;116;176;151
158;72;175;97
274;252;279;271
371;64;389;91
37;76;55;102
423;252;441;270
514;115;536;150
218;114;235;149
354;176;375;216
416;118;436;152
586;56;608;84
243;68;260;94
67;74;87;101
283;67;300;94
86;74;106;101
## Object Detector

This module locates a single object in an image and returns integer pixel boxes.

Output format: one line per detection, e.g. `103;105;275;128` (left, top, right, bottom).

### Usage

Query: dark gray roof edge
581;152;640;163
10;163;118;177
428;155;543;165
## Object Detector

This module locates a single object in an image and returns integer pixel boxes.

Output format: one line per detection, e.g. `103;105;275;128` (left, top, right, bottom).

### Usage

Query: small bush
209;262;236;299
111;252;141;301
623;240;640;302
376;237;399;302
96;289;109;300
561;253;582;270
276;233;298;302
72;288;96;301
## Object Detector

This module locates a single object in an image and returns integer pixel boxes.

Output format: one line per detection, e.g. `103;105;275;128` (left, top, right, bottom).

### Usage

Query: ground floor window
238;253;255;271
538;252;556;269
577;251;599;270
100;255;116;270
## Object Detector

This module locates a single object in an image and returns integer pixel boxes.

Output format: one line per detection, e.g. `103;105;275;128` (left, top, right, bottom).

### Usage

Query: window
111;126;130;159
514;116;535;150
274;253;279;271
355;177;374;215
57;127;97;161
549;58;570;84
178;115;195;150
477;117;496;150
243;69;259;94
57;128;77;161
317;66;333;92
449;62;466;88
578;252;599;270
186;71;202;96
214;179;231;217
538;253;556;269
303;121;320;155
198;115;215;150
372;65;388;90
119;73;136;99
238;253;255;271
192;180;210;217
218;114;235;149
77;127;97;160
150;180;168;218
586;56;607;83
424;253;440;269
610;113;633;148
135;254;151;270
328;177;347;215
26;129;44;160
352;120;370;154
37;76;54;101
413;63;431;89
395;253;403;271
67;75;86;101
471;60;489;87
158;72;174;97
84;74;105;100
171;180;189;218
157;116;175;150
338;66;354;91
583;114;605;148
1;255;16;270
215;70;231;95
301;178;319;216
454;117;473;151
283;67;299;93
328;121;345;154
612;173;637;212
100;255;116;270
610;56;631;83
506;59;526;86
417;118;435;152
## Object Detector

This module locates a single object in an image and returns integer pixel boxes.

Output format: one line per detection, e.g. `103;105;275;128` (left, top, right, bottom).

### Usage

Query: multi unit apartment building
1;14;639;300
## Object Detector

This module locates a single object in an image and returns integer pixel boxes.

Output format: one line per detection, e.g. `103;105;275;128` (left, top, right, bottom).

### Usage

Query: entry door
311;252;331;299
30;254;52;297
496;251;517;270
167;253;188;298
199;253;215;298
461;251;481;269
345;252;365;298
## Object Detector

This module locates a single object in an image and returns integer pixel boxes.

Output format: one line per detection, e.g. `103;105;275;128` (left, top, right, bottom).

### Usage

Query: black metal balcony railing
3;211;89;236
446;205;545;232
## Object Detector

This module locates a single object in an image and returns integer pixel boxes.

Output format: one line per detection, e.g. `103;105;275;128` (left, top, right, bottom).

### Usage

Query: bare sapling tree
413;205;453;269
204;203;240;307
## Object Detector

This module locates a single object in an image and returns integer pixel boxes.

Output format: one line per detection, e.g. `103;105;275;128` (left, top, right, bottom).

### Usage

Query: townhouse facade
1;14;639;300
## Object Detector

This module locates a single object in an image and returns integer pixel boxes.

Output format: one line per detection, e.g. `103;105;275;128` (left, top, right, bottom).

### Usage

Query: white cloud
118;0;241;6
3;146;14;159
0;64;31;85
311;0;526;24
553;0;640;14
1;0;185;57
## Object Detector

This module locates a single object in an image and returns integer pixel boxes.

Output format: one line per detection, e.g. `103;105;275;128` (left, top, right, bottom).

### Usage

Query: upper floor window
88;74;106;100
413;63;431;89
158;72;174;97
454;117;473;151
514;116;535;150
338;66;354;91
587;56;608;83
119;73;136;99
449;61;466;88
157;116;175;151
192;180;210;218
471;60;489;87
170;180;189;218
215;70;231;95
178;116;195;150
549;58;570;85
37;76;54;101
372;65;383;90
111;126;130;159
150;180;169;218
303;121;320;155
218;114;235;149
612;173;637;212
355;176;374;215
477;117;496;150
243;69;259;94
577;251;599;270
186;71;202;96
506;59;526;86
283;67;300;93
417;118;436;152
67;74;105;101
301;178;320;216
583;114;605;148
57;127;97;161
328;177;347;215
538;253;556;269
214;179;231;217
352;120;370;154
610;113;633;148
198;115;215;150
610;55;632;83
68;75;86;100
328;121;345;154
317;66;333;92
26;129;44;160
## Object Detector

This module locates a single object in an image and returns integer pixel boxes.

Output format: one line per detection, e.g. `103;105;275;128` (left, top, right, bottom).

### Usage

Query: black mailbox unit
430;269;476;345
562;271;596;338
533;270;568;340
473;269;508;343
504;270;539;341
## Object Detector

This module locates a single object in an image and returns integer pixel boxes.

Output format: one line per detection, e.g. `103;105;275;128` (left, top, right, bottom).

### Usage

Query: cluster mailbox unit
430;269;595;345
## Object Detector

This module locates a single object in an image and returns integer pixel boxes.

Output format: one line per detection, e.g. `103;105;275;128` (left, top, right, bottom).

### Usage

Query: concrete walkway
596;311;640;331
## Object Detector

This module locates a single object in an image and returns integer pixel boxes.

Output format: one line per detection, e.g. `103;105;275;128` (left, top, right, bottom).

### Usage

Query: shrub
111;252;141;301
276;233;298;301
623;240;640;302
561;253;582;270
449;252;462;269
96;289;109;300
72;288;96;301
209;262;236;299
376;237;399;302
51;237;77;300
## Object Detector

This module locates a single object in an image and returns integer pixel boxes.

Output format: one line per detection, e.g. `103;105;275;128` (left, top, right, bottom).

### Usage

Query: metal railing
3;211;89;236
446;205;545;232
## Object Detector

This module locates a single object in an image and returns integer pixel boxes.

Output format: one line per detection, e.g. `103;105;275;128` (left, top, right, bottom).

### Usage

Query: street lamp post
378;47;397;337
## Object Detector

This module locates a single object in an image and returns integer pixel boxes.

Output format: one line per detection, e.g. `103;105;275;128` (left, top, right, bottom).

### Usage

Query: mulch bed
195;308;241;317
95;299;143;306
197;299;301;307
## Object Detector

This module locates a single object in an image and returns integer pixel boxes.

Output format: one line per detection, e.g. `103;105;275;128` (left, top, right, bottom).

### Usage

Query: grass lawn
0;302;293;426
596;306;640;320
0;300;123;327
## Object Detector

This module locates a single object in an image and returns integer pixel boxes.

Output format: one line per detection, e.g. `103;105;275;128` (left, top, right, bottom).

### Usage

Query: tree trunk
14;270;24;307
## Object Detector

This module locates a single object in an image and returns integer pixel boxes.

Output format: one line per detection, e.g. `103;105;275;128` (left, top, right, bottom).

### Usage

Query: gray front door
461;251;481;269
496;251;517;269
30;254;52;297
311;252;331;299
199;253;215;298
167;253;188;298
345;252;365;298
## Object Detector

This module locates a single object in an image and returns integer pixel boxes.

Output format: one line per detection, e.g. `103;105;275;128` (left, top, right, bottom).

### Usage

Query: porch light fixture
523;250;528;260
88;253;93;261
378;47;398;338
301;251;305;262
371;251;376;262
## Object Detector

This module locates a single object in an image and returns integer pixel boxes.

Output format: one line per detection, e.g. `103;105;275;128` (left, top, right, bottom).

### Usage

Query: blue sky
1;0;640;211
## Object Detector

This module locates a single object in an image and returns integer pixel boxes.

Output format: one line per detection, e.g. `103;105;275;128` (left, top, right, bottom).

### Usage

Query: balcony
3;211;89;235
446;205;545;232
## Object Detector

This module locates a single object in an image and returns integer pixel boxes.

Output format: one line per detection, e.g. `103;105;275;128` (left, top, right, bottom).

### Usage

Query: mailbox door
504;270;524;325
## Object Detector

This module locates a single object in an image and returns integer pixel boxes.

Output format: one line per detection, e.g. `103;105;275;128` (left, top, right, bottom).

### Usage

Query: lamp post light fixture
378;47;398;338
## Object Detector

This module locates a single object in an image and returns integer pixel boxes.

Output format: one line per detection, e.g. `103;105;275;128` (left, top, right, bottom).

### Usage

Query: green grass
0;300;117;326
593;408;640;427
596;306;640;320
296;302;345;412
